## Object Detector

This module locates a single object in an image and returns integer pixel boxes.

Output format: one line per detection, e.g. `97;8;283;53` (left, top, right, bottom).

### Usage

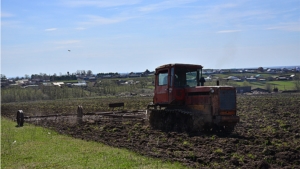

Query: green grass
267;81;296;90
234;80;296;91
1;118;186;169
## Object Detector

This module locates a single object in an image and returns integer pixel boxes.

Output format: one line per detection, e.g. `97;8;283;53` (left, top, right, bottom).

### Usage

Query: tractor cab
153;63;204;106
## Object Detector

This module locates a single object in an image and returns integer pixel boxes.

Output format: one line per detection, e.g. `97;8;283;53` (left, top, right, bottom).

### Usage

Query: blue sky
1;0;300;77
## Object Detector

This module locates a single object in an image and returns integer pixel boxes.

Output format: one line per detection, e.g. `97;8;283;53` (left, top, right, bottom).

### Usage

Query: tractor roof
156;63;203;70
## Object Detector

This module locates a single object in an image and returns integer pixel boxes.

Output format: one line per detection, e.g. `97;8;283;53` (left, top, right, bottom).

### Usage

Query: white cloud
55;40;80;45
0;12;18;28
75;27;86;30
1;21;20;28
217;30;242;33
63;0;140;8
190;7;269;24
138;0;196;12
1;12;14;18
186;2;279;32
45;28;57;31
266;22;300;32
80;15;133;25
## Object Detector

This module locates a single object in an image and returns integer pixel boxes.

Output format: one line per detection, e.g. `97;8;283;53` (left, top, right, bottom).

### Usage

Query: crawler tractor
147;63;239;132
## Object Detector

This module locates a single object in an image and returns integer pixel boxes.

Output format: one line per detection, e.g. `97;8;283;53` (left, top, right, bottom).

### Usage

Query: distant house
276;77;288;81
203;70;214;74
9;84;19;87
23;85;39;88
227;76;239;80
52;82;64;87
233;79;243;82
236;86;251;93
1;82;8;87
251;88;269;93
245;69;256;73
246;77;256;82
43;82;52;86
31;79;43;84
267;69;275;73
290;74;295;80
125;80;134;84
72;80;87;87
128;72;142;77
224;76;242;81
1;78;9;87
112;74;120;78
16;79;29;85
119;74;128;78
102;75;112;78
231;69;245;73
147;71;155;76
88;77;97;82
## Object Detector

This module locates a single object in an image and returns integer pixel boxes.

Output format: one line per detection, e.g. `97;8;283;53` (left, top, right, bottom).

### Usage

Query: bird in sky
68;50;71;52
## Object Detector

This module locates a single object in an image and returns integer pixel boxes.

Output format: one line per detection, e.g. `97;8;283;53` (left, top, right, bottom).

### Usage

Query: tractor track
149;109;194;132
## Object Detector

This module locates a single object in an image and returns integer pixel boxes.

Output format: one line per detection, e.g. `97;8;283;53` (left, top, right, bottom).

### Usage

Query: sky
1;0;300;77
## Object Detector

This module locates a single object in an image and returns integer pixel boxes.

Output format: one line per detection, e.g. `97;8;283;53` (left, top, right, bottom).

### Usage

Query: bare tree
144;69;150;74
1;74;7;79
87;70;93;76
257;67;264;72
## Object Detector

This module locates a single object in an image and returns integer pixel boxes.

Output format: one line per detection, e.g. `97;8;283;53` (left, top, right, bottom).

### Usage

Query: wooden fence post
77;105;83;123
16;110;24;127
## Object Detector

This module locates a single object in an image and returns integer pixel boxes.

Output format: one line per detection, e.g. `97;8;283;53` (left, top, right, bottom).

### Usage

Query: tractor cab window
158;70;168;86
186;71;197;87
174;68;198;87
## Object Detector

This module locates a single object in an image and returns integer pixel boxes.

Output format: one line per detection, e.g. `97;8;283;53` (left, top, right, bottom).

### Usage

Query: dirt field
2;94;300;168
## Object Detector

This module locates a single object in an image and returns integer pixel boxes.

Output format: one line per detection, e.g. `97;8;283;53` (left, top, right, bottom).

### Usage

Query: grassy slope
1;118;186;169
267;81;296;90
234;81;296;90
204;72;297;91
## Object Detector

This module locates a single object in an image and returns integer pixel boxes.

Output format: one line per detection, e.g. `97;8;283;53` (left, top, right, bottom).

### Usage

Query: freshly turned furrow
149;109;194;132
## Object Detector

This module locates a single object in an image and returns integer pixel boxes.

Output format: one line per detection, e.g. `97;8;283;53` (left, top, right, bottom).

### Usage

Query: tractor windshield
174;67;199;87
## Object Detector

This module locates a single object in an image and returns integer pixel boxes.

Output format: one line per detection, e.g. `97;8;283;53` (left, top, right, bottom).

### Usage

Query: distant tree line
50;75;77;81
97;72;120;77
30;74;77;81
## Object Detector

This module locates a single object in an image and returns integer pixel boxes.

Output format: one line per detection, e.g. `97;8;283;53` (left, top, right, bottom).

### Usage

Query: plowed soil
2;94;300;168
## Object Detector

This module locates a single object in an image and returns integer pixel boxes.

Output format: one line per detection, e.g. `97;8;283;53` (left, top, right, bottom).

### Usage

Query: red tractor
148;63;239;132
